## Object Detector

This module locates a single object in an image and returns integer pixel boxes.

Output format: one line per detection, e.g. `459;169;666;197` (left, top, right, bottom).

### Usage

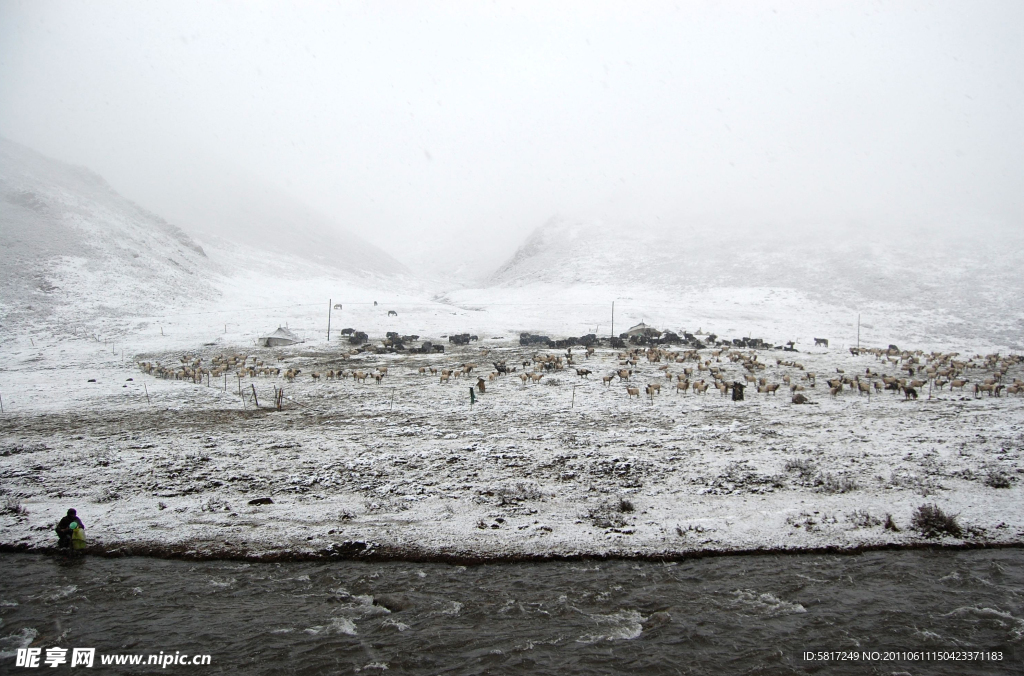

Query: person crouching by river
55;509;85;553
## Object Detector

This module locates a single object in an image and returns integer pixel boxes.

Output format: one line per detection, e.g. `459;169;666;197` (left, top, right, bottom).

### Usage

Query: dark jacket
56;515;85;532
56;516;85;546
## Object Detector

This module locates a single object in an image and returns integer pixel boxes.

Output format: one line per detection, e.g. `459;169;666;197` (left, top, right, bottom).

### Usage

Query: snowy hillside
0;138;214;331
488;216;1024;348
0;140;418;343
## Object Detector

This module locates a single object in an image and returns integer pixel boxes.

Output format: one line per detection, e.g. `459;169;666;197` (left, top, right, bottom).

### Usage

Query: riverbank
4;537;1024;567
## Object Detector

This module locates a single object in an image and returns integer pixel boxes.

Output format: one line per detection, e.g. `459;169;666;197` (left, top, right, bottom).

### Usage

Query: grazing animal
387;310;398;316
520;373;529;385
626;386;640;399
792;393;811;404
974;383;1003;397
645;383;661;396
902;386;918;400
814;338;829;347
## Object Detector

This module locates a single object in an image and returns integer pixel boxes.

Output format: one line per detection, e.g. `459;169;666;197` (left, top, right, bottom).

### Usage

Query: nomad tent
258;327;302;347
625;322;661;338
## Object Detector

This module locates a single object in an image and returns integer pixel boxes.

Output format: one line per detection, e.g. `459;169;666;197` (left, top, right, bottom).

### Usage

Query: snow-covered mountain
0;138;214;329
489;216;1024;347
0;140;415;339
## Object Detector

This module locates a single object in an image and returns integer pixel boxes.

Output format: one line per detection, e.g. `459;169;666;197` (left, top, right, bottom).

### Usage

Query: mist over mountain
0;137;213;326
124;166;409;279
2;131;1020;352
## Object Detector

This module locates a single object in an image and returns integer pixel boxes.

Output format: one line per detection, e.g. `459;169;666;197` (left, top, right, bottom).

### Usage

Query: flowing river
1;549;1021;674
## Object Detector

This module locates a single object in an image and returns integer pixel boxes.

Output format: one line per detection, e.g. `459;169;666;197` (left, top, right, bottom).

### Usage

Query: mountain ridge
487;215;1024;347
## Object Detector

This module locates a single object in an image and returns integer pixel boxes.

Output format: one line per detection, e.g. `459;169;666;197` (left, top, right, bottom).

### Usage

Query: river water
0;549;1021;674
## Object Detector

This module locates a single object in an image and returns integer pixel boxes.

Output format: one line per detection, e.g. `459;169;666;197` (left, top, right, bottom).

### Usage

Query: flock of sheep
136;339;1024;408
137;353;280;383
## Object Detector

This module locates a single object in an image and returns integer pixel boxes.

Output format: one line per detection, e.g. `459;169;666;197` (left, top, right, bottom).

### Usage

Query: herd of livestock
136;338;1024;406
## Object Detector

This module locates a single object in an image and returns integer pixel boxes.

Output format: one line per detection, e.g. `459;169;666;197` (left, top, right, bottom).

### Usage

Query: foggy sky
1;1;1021;274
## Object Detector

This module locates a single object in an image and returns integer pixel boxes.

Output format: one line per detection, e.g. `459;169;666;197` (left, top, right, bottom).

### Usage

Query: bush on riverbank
911;504;962;538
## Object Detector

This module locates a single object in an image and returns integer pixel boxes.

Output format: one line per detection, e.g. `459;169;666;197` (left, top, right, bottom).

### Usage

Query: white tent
258;326;302;347
625;322;660;337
